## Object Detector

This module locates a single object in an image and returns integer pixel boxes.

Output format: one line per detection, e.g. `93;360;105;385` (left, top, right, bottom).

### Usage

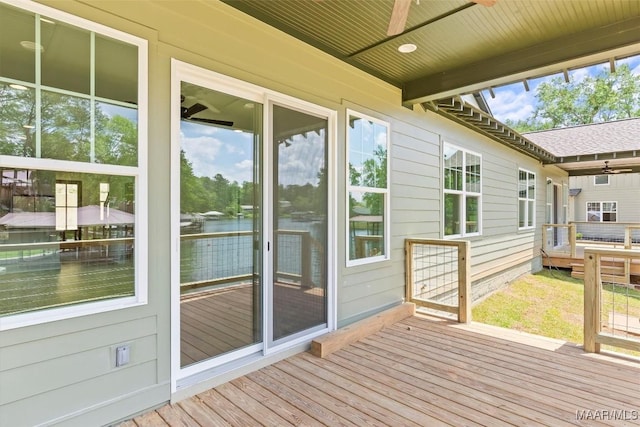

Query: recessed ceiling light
398;43;417;53
20;41;44;52
9;84;28;90
40;18;56;25
243;103;255;109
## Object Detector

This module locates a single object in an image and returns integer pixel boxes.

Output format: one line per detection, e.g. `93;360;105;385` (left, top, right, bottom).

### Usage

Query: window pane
95;35;138;103
527;200;534;227
0;83;36;156
465;153;480;193
444;147;463;191
0;168;135;317
519;199;526;227
0;3;36;83
41;20;91;94
348;115;387;189
41;90;91;162
466;196;478;233
528;172;535;199
519;170;527;198
95;102;138;166
444;193;461;236
349;191;384;260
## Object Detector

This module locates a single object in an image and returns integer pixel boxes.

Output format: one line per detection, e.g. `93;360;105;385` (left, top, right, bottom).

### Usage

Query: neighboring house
525;119;640;224
0;1;635;426
570;173;640;223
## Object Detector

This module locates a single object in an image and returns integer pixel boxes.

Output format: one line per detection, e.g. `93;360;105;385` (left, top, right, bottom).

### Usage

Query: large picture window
0;1;147;328
347;110;389;265
587;201;617;222
518;169;536;229
443;143;481;237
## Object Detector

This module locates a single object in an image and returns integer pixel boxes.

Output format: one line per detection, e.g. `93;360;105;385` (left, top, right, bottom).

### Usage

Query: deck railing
0;237;134;271
573;221;640;248
405;238;470;323
542;222;640;258
583;247;640;354
542;223;576;258
180;230;320;291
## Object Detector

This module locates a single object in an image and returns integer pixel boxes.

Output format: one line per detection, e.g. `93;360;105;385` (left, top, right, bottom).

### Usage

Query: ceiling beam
402;16;640;105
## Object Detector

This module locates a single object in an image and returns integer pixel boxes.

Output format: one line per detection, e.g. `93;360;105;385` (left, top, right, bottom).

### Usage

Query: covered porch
122;313;640;426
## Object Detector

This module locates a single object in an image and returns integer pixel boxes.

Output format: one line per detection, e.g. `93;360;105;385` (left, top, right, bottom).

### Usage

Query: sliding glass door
173;63;332;381
178;82;263;368
271;103;328;343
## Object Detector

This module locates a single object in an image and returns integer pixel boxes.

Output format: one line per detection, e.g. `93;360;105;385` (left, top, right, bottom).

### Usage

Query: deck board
394;319;638;410
180;283;326;367
127;315;640;426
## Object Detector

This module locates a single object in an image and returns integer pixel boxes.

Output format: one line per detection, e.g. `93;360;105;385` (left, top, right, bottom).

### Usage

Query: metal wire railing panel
584;248;640;354
405;238;470;322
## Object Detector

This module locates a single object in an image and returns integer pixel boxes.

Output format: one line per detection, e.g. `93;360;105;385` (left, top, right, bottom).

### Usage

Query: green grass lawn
472;268;640;355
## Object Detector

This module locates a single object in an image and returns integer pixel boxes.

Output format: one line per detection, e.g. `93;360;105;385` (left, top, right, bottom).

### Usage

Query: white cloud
230;159;254;184
277;133;325;186
180;131;223;178
486;86;536;122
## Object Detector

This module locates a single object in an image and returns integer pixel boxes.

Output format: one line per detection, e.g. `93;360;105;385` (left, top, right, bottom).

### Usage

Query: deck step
570;271;631;285
569;264;625;274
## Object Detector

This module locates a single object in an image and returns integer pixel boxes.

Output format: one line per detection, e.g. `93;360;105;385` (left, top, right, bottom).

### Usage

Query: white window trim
0;0;148;331
442;142;482;239
594;175;610;186
518;168;536;230
586;201;618;222
345;109;390;267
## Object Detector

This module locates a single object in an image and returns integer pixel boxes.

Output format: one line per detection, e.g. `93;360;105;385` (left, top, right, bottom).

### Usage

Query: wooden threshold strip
310;302;415;358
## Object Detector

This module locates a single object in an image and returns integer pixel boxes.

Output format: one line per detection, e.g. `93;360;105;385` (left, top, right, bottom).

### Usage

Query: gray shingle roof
523;118;640;157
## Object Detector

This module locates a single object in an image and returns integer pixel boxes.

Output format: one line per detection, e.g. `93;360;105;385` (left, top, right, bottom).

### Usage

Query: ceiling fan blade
471;0;497;6
188;117;234;127
387;0;412;36
183;103;207;118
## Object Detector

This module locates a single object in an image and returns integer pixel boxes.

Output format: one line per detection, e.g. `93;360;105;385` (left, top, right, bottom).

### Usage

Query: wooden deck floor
181;283;326;366
124;315;640;426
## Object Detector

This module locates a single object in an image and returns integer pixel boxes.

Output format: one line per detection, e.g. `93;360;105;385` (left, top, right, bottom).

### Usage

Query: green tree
508;64;640;133
362;145;387;215
180;151;209;213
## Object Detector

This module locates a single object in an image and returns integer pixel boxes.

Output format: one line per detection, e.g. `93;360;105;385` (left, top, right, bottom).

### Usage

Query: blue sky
482;54;640;123
181;122;254;184
181;122;326;186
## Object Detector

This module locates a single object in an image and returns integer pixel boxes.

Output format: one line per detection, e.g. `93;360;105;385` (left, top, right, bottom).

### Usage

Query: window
518;169;536;229
594;175;610;185
443;144;481;237
586;202;617;222
0;1;147;328
347;110;389;265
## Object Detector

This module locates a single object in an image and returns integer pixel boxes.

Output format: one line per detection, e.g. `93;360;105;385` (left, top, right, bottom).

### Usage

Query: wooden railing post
583;250;601;353
458;240;471;323
301;232;312;288
405;239;413;304
625;226;631;249
569;223;576;258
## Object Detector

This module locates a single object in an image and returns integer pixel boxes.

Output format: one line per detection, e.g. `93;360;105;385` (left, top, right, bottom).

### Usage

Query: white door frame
170;59;336;393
